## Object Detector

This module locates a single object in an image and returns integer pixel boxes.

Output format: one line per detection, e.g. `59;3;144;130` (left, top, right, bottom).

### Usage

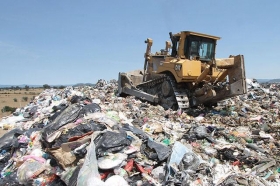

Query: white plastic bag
77;134;101;186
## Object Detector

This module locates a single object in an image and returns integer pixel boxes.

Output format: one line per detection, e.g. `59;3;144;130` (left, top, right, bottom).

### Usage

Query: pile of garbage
0;79;280;186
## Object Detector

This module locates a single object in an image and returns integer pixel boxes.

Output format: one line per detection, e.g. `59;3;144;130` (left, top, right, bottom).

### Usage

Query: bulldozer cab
170;31;220;62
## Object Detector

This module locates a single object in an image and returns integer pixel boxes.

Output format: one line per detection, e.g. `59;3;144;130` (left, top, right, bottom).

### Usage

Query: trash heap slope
0;79;279;186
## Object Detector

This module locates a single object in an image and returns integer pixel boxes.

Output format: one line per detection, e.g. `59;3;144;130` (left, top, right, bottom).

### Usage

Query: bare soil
0;88;44;137
0;88;43;119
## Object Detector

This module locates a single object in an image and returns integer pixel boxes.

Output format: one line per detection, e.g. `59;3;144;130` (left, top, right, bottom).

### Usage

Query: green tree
2;106;17;113
13;98;18;102
43;84;51;89
25;85;30;91
59;85;66;89
22;97;28;102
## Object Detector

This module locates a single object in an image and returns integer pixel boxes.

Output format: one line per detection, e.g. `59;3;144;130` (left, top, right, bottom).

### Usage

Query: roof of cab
174;31;221;40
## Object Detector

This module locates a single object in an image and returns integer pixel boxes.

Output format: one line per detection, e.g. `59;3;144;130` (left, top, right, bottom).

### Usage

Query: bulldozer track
168;77;190;109
136;75;190;110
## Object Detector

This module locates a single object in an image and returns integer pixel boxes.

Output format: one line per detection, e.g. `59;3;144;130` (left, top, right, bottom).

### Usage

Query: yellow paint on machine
181;60;201;78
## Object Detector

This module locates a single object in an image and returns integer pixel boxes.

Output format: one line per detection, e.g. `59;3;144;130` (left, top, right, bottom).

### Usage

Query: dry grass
0;88;44;119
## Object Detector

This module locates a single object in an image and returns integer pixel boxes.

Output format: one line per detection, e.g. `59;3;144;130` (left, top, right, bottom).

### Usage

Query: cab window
184;36;215;61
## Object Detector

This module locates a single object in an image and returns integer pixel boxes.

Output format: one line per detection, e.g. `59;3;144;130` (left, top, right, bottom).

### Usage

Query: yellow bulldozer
118;31;247;110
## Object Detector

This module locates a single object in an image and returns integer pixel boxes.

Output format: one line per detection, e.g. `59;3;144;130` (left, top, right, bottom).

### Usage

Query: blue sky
0;0;279;85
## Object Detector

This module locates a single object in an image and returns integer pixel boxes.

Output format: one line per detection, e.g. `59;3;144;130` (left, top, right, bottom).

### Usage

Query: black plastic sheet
78;103;101;117
23;127;41;138
70;95;83;104
49;104;68;122
42;104;82;142
0;128;24;151
94;131;131;157
141;139;171;161
53;121;106;148
122;124;148;140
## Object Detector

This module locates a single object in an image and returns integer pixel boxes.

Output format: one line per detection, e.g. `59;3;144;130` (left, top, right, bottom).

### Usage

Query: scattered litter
0;79;279;185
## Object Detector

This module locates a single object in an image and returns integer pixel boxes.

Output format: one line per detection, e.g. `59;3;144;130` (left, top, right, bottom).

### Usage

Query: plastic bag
83;112;105;120
60;135;92;152
122;123;148;140
52;121;106;148
17;159;45;185
70;95;83;104
179;151;200;172
98;116;117;128
24;127;41;138
0;128;24;151
49;104;68;122
77;134;102;186
95;131;131;157
42;104;82;144
151;166;165;182
140;139;171;161
98;153;127;169
194;126;208;139
29;105;38;115
68;165;81;186
60;166;77;185
79;103;101;117
52;103;67;112
165;142;190;182
77;143;129;186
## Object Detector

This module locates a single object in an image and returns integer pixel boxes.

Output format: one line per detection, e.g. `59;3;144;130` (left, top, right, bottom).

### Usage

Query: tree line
0;84;66;91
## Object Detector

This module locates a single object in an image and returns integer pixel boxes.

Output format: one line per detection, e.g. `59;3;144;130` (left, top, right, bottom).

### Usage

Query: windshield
199;42;214;60
185;36;215;61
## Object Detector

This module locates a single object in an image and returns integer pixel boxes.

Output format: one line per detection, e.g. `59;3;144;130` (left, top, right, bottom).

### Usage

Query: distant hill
267;79;280;83
256;79;271;83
